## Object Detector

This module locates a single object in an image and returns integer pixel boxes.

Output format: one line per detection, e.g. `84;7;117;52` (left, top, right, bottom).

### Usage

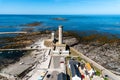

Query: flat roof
56;43;66;47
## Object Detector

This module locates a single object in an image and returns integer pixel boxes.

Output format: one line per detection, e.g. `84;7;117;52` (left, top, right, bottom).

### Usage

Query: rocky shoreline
52;17;68;21
0;31;120;79
63;34;120;74
73;42;120;72
0;31;51;70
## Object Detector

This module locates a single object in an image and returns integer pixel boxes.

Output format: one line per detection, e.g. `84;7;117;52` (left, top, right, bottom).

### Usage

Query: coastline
0;31;51;70
0;31;120;79
63;32;120;74
0;35;50;79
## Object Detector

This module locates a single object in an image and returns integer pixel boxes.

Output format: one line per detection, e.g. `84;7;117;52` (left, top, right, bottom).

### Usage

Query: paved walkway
0;32;27;34
52;56;61;68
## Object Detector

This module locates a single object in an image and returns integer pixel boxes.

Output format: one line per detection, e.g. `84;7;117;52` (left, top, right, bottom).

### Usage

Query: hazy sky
0;0;120;14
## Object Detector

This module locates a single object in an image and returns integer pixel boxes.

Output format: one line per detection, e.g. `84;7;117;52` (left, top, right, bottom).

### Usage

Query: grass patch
77;56;82;61
104;78;108;80
66;56;71;60
70;48;79;56
95;70;101;76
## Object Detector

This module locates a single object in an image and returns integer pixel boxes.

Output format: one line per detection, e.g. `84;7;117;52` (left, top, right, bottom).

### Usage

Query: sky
0;0;120;14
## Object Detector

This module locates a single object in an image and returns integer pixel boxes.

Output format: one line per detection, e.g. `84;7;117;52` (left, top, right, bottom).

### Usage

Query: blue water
0;15;120;65
0;15;120;35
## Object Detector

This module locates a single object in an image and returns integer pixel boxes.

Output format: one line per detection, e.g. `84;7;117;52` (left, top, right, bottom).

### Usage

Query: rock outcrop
64;37;120;73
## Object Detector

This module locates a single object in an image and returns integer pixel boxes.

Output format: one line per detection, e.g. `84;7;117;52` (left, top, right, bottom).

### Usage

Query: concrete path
0;32;27;34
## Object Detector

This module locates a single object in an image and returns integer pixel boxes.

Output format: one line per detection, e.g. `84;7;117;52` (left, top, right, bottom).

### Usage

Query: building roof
85;63;92;71
56;43;66;47
57;72;66;80
69;60;81;78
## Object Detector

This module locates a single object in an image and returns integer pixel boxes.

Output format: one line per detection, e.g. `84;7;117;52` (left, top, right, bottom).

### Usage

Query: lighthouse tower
51;25;69;55
58;25;63;44
51;31;55;42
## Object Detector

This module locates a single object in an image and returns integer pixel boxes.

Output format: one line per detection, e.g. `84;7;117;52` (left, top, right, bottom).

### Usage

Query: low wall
70;47;120;80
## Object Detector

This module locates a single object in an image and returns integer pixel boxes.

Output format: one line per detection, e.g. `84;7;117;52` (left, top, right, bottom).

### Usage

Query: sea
0;15;120;35
0;15;120;65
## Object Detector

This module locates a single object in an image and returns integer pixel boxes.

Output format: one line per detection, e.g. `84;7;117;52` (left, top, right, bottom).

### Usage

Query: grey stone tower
58;25;63;44
51;31;55;41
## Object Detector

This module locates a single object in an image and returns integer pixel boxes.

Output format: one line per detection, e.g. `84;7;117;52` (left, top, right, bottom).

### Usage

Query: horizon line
0;13;120;15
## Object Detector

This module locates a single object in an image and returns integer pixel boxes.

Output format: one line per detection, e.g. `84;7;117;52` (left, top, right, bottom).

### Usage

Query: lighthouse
51;25;69;55
58;25;63;44
51;31;55;42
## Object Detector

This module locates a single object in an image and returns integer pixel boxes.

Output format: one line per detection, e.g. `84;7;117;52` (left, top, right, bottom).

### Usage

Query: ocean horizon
0;15;120;35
